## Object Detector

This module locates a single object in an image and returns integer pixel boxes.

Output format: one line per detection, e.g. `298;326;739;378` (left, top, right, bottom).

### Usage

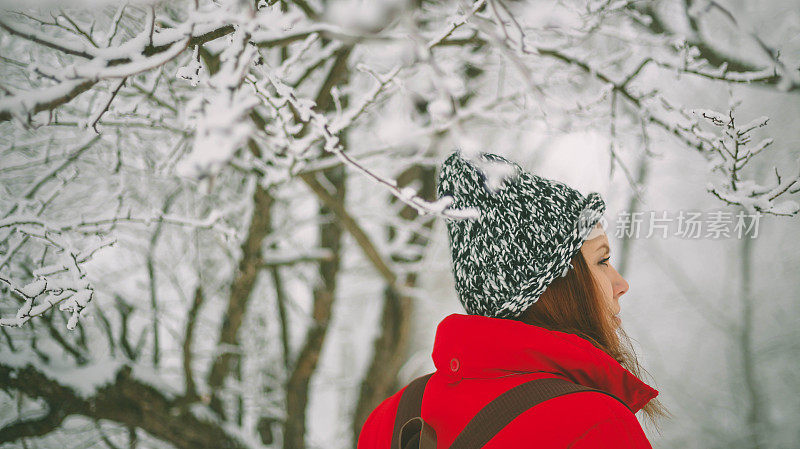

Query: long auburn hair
512;250;671;432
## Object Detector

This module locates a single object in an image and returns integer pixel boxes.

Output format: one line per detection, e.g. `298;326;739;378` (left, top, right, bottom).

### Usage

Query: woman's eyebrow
596;243;610;254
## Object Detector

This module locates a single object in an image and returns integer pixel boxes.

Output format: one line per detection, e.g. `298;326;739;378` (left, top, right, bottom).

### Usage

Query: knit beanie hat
437;150;607;319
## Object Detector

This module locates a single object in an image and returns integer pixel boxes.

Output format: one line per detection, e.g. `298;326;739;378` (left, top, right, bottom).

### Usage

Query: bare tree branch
205;185;272;416
626;2;798;92
0;363;247;449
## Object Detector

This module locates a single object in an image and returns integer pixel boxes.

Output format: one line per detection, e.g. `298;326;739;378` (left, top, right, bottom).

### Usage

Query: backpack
391;373;633;449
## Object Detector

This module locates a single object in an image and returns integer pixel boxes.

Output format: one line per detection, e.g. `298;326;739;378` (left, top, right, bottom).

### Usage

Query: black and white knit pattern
437;151;606;318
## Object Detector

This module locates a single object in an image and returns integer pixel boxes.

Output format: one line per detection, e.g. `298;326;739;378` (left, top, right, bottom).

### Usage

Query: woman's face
579;227;629;328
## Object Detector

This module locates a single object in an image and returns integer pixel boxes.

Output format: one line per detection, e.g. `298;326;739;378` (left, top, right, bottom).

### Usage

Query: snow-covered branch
0;6;234;124
687;108;800;216
256;63;478;220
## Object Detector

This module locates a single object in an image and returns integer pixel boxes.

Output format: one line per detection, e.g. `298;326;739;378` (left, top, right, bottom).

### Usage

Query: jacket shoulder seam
566;416;628;448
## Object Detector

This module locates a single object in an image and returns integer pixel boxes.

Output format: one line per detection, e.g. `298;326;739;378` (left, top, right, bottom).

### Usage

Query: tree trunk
352;164;437;442
283;164;346;449
738;217;768;448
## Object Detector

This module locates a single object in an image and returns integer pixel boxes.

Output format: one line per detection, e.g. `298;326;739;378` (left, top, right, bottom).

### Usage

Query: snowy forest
0;0;799;448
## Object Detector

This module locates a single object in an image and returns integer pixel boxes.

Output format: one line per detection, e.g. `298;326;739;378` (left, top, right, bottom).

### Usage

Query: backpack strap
399;417;437;449
391;373;434;449
449;377;633;449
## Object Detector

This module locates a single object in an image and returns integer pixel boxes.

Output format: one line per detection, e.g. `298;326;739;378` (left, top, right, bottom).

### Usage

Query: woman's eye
599;257;610;266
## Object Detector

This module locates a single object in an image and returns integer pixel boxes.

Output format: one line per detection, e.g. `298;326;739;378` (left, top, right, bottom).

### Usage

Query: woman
357;151;669;448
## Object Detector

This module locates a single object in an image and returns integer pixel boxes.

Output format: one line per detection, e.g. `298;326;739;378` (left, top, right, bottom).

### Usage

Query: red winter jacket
357;313;659;448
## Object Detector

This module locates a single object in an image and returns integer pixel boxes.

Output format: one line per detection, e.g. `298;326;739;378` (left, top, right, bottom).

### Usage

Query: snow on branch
685;108;800;216
0;4;229;125
0;205;234;330
0;79;96;124
0;17;98;59
0;223;116;329
426;0;487;48
0;244;106;329
0;210;236;242
70;36;192;80
176;27;260;178
652;58;781;86
257;63;479;220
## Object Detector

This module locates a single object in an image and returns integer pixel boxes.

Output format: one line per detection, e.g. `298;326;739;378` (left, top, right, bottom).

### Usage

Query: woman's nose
613;268;629;298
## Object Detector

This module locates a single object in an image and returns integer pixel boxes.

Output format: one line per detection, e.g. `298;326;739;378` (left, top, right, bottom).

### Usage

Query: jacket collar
432;313;659;413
